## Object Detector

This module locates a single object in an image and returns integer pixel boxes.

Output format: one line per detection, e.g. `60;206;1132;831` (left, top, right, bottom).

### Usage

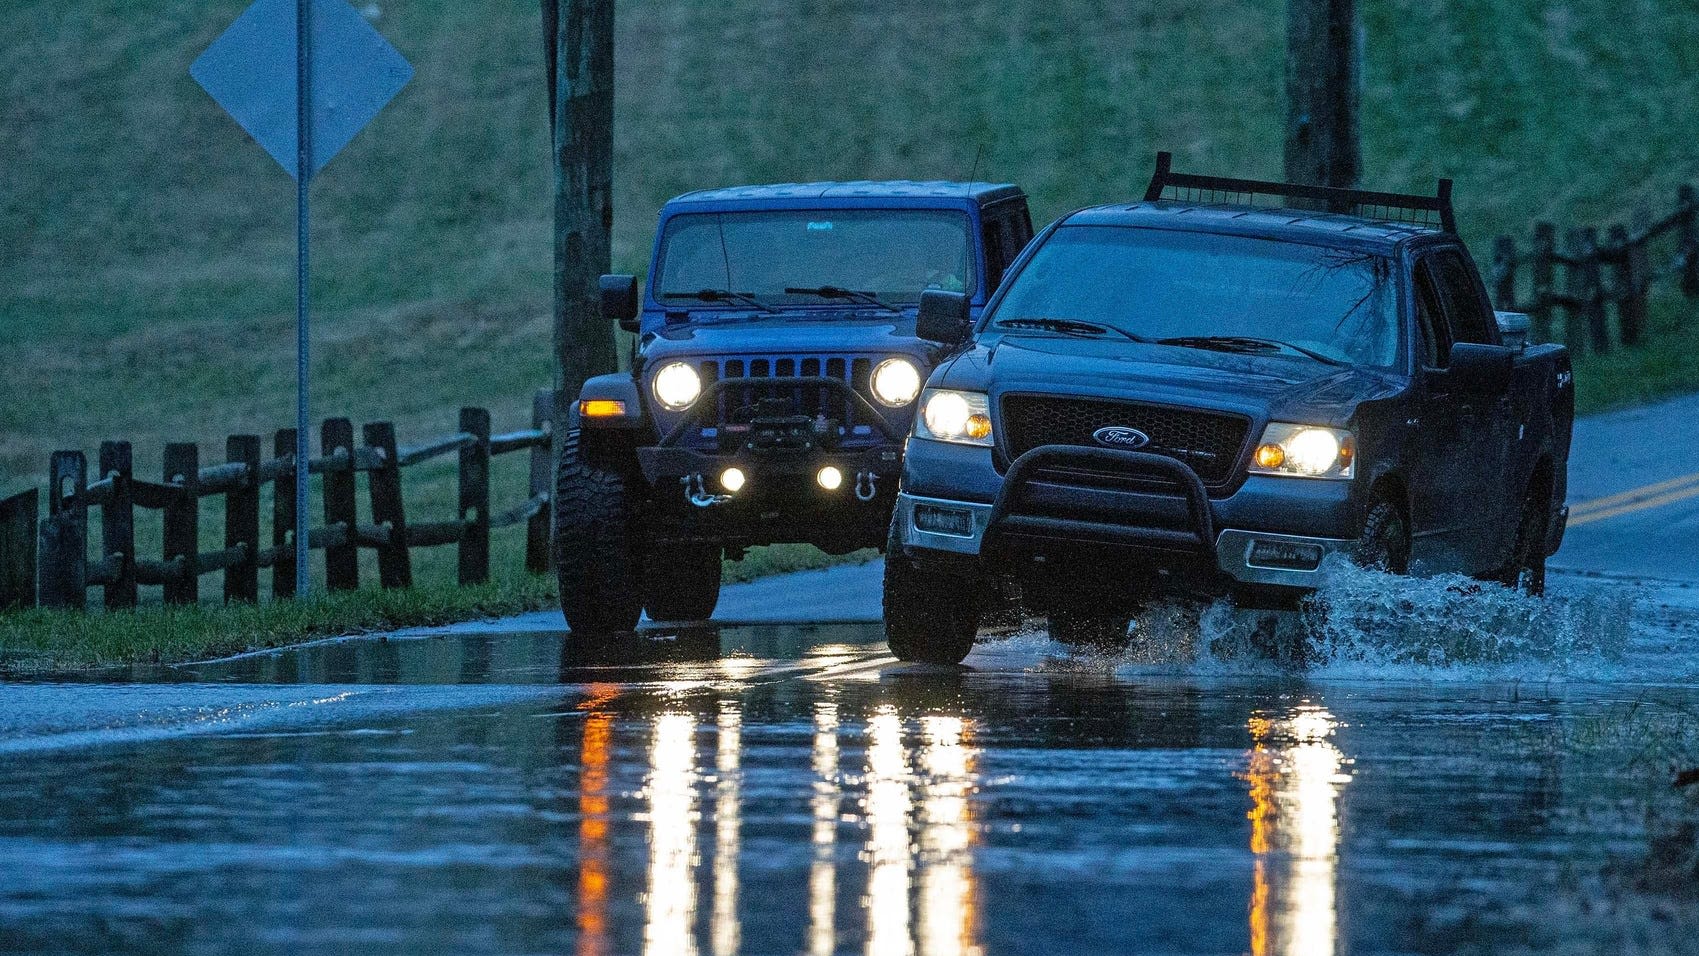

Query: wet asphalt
2;394;1698;955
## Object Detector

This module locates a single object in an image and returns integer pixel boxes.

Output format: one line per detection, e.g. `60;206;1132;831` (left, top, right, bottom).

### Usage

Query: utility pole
1284;0;1361;190
543;0;619;408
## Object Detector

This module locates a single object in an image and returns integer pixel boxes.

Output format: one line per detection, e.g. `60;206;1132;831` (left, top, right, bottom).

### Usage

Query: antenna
966;144;984;186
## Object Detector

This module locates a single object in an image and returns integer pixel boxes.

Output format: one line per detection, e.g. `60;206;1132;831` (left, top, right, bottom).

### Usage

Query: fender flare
575;373;647;429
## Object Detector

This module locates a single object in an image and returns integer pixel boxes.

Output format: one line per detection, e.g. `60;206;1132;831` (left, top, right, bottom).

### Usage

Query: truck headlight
652;362;702;410
1250;423;1355;479
916;389;993;446
871;357;922;407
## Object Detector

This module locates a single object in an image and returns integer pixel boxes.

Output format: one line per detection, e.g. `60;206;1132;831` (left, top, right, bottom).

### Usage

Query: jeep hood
642;313;929;362
940;336;1403;425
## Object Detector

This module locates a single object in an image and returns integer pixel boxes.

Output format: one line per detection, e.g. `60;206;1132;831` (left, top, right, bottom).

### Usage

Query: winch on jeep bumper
882;154;1574;664
550;180;1034;634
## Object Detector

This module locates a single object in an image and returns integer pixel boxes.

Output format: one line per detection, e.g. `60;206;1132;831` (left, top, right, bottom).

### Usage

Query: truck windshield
655;209;974;308
988;226;1400;368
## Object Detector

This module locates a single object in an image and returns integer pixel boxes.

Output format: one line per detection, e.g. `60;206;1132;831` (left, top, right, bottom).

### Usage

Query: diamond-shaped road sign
191;0;412;180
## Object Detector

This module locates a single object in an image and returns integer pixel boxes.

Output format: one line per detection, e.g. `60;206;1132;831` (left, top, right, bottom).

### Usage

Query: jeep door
1410;249;1513;571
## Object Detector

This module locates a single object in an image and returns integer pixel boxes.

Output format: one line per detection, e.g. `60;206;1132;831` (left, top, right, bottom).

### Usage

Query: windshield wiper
660;289;779;314
994;317;1148;342
1157;335;1347;367
783;286;901;312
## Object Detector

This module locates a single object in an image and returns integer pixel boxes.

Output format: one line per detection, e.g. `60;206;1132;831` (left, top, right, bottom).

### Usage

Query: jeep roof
666;180;1025;208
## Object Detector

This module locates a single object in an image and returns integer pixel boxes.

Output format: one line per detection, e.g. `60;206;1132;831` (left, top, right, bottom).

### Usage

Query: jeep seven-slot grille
696;355;878;431
999;395;1251;488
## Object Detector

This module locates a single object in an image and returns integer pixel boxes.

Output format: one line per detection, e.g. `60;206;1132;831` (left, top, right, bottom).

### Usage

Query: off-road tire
883;520;981;665
1353;495;1411;575
1493;489;1548;597
553;428;643;634
643;545;724;621
1046;612;1132;651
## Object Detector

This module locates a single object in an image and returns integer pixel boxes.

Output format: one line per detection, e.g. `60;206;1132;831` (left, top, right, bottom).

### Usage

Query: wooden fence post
1679;184;1698;299
1490;235;1517;310
1609;223;1645;348
162;442;199;605
459;407;492;586
362;421;412;589
225;435;261;603
38;451;88;610
1531;222;1556;343
0;489;38;611
99;441;136;609
273;428;298;599
526;389;555;574
321;418;359;592
1580;227;1609;353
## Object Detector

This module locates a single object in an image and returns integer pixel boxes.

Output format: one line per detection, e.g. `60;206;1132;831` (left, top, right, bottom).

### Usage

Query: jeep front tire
553;428;643;634
883;520;981;665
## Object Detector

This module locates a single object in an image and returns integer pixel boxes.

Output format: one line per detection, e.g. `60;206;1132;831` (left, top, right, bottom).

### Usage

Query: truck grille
696;355;880;430
999;395;1251;487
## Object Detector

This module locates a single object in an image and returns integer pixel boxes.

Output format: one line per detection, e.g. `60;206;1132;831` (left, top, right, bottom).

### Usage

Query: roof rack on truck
1142;151;1456;233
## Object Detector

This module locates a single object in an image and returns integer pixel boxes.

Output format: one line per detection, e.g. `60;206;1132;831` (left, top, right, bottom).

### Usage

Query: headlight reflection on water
1245;704;1351;956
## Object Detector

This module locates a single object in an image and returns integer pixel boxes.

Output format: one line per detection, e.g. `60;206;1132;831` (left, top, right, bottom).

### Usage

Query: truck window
1427;249;1495;345
1413;264;1451;368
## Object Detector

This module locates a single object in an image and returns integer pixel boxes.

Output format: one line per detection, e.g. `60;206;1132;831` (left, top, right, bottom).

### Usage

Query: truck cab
555;181;1033;633
883;155;1574;664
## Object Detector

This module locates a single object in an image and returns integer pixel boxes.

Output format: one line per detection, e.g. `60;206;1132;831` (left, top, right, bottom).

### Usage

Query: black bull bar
983;445;1218;554
656;375;901;448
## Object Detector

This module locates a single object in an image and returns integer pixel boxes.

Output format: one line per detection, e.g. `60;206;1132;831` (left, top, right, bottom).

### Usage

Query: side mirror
916;290;972;345
599;274;640;332
1446;342;1514;394
1494;311;1531;350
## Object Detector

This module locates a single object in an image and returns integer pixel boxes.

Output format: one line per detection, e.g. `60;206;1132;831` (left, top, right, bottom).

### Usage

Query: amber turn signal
579;399;628;418
965;414;992;440
1254;443;1285;469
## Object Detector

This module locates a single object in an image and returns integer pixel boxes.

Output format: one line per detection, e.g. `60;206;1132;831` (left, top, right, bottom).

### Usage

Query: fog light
816;466;843;491
720;467;746;493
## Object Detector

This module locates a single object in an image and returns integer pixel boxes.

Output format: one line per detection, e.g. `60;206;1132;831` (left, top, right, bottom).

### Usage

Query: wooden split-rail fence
0;390;559;613
1490;184;1699;354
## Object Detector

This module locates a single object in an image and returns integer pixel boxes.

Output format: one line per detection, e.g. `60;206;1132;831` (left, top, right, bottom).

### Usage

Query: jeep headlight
871;357;922;407
916;389;993;446
652;361;702;410
1250;423;1355;479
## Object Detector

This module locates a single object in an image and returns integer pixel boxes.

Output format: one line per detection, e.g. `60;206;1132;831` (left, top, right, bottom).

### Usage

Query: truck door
1420;249;1513;570
1409;261;1473;571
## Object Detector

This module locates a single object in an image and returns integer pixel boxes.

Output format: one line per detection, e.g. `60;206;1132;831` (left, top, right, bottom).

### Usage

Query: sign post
192;0;413;595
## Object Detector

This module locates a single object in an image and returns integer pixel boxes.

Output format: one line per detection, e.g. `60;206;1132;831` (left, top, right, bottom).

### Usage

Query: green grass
4;0;1699;602
0;572;559;674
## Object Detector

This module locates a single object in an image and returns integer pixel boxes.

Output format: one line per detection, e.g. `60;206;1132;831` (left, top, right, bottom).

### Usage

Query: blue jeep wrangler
885;154;1574;663
554;181;1034;632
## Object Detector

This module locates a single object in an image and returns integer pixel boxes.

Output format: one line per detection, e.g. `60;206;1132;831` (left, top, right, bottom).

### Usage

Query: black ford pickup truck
884;154;1574;664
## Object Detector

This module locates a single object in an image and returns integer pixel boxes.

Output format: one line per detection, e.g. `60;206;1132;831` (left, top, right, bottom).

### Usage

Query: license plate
1247;539;1324;571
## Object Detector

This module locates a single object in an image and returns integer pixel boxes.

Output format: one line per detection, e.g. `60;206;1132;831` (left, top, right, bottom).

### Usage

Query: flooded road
4;573;1699;955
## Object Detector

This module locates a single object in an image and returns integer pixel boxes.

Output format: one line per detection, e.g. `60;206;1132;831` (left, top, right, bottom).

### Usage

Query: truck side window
1414;263;1450;368
982;215;1007;291
1429;250;1495;345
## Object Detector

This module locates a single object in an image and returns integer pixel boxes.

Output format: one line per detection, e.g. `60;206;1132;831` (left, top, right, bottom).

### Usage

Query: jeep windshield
987;226;1400;369
655;209;974;310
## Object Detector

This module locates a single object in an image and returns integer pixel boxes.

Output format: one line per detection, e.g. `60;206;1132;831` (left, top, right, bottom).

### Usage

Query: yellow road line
1570;482;1699;527
1569;470;1699;517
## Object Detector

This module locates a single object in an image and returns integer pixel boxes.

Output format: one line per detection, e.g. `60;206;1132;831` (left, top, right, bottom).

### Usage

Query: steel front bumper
894;443;1356;589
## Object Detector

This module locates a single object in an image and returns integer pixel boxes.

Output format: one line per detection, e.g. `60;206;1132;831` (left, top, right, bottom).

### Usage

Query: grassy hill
4;0;1699;584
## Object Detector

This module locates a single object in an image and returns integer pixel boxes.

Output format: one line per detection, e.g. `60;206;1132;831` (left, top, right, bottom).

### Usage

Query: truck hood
939;336;1404;426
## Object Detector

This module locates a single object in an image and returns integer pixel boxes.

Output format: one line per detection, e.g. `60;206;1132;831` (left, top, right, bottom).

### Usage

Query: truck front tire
643;545;724;621
553;428;644;634
1353;495;1411;575
883;522;980;665
1493;490;1549;596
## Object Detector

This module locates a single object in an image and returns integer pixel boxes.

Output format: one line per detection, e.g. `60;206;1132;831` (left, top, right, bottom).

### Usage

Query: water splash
1033;559;1681;683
